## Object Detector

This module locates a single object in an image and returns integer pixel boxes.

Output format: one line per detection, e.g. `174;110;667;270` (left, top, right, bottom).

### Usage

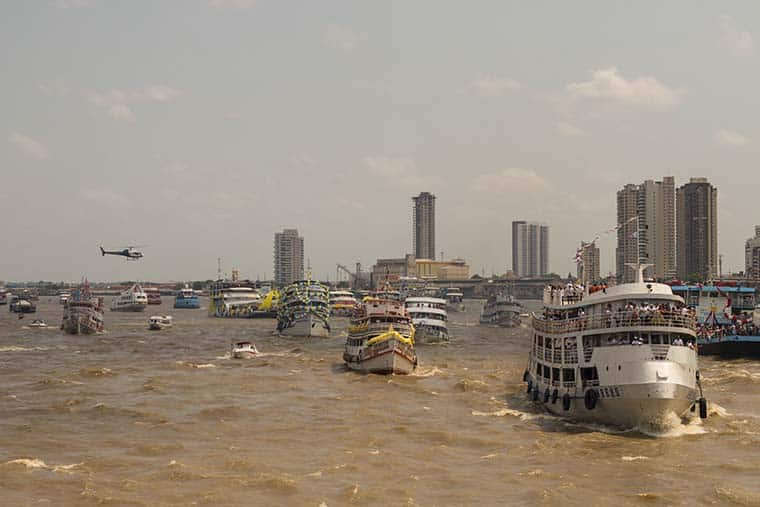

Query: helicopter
100;245;145;261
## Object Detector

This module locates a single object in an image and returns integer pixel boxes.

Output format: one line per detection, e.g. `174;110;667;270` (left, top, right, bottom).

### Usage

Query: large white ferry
344;297;417;374
524;265;708;430
62;280;104;334
276;280;330;337
444;287;465;312
209;283;262;318
110;284;148;312
404;296;449;343
480;294;522;327
329;290;358;317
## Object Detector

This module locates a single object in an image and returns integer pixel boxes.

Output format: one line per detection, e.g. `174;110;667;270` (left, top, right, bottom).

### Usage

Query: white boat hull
279;315;330;337
413;325;449;344
531;377;697;430
233;350;258;359
61;314;102;335
111;303;146;312
345;346;417;375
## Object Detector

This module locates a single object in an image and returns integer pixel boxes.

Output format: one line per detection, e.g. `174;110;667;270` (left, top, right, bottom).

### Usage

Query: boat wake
2;458;84;474
175;361;216;369
471;407;542;421
410;365;445;377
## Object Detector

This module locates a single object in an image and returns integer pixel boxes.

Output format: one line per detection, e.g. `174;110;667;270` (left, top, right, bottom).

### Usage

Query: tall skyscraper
616;177;676;282
676;178;718;281
274;228;304;285
745;226;760;279
512;221;549;277
412;192;435;260
577;241;600;285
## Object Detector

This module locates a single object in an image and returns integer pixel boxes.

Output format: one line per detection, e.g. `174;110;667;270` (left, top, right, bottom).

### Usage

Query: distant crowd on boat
698;318;759;340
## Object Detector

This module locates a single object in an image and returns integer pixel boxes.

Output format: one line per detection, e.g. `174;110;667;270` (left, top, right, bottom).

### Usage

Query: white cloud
209;0;257;9
566;68;683;109
107;103;135;122
464;76;521;97
81;188;131;208
38;79;69;97
322;26;363;52
719;15;755;57
90;85;182;122
469;168;549;194
556;121;588;137
715;129;749;147
9;132;49;160
364;156;416;177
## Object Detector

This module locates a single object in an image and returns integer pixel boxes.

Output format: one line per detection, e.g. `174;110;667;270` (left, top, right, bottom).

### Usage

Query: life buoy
551;389;559;404
699;397;707;419
562;393;571;411
526;380;532;394
584;389;598;410
543;388;550;403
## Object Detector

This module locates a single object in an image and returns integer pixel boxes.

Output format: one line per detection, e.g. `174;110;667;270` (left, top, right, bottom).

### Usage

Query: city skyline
2;3;759;282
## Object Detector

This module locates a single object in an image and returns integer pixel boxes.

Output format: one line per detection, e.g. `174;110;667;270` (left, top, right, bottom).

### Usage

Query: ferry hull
698;336;760;358
345;347;417;375
111;304;147;312
530;377;697;430
414;326;449;344
61;315;102;335
174;299;201;309
278;315;330;337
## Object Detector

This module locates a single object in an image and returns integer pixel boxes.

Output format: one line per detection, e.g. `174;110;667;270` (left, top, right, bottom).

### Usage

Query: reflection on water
0;298;758;505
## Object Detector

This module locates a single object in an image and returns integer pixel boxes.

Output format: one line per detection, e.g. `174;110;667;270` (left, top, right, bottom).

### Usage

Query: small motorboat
148;315;173;330
28;319;48;328
231;341;259;359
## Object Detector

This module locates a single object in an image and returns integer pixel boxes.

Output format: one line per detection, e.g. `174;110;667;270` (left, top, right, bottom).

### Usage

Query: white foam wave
471;408;540;421
3;458;83;473
0;346;52;352
175;361;216;369
621;456;649;461
411;366;444;378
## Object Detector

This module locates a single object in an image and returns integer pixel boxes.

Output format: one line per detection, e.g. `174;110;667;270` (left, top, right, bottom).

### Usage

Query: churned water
1;299;759;506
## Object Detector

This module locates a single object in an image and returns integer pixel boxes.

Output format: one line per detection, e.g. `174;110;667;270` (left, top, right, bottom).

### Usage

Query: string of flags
573;215;638;263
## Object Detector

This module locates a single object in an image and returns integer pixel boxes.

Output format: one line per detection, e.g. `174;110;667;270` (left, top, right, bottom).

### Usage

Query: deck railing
532;312;696;335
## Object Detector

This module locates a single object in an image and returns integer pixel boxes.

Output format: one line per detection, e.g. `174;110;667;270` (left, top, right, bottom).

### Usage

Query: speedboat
232;341;259;359
148;315;173;330
28;319;48;328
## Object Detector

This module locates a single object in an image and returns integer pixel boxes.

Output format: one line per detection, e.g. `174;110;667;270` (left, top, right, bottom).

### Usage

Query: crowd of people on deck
698;313;759;340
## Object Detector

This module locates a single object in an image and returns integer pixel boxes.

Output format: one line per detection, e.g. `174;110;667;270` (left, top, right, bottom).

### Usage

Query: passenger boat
444;287;465;312
174;285;201;309
480;294;522;327
61;280;105;335
232;341;259;359
144;287;162;305
58;292;70;305
344;296;417;374
671;284;760;358
404;296;449;343
525;265;708;430
10;297;36;314
276;279;330;337
0;289;9;305
329;290;358;317
253;288;279;318
110;284;148;312
209;282;262;318
148;315;173;330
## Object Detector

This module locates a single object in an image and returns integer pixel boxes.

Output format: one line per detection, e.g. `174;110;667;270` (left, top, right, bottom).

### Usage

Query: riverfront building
676;178;718;281
746;226;760;279
412;192;436;260
512;221;549;277
274;229;304;286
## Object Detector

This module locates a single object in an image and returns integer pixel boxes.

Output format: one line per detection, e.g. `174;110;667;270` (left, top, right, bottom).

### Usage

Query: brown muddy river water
1;299;759;506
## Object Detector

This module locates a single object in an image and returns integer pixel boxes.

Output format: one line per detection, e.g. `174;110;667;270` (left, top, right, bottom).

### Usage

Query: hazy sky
2;1;759;282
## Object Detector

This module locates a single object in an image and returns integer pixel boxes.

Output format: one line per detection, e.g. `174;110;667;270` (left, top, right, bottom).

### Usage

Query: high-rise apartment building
512;221;549;277
577;241;600;285
745;226;760;279
676;178;718;281
412;192;436;260
616;177;676;282
274;228;304;285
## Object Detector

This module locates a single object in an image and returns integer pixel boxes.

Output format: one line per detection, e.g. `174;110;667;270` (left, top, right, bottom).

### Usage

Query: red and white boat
231;341;259;359
61;280;105;335
144;287;162;305
343;297;417;374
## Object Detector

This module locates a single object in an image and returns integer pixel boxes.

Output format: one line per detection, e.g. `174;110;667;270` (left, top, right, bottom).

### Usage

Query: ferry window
536;363;541;375
552;368;560;381
543;365;550;379
663;335;671;345
562;368;575;382
651;334;662;345
538;336;543;347
640;333;649;344
580;367;599;381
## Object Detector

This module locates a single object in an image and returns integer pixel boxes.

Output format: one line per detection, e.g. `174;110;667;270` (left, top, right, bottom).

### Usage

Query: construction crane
336;263;363;289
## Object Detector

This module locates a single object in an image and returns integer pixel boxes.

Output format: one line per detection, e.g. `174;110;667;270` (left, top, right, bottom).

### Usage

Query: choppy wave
175;361;216;369
471;408;541;421
621;456;649;461
411;366;444;378
2;458;84;474
703;368;760;385
454;379;488;392
0;345;53;352
715;486;760;506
